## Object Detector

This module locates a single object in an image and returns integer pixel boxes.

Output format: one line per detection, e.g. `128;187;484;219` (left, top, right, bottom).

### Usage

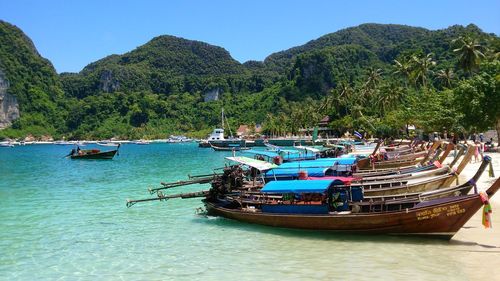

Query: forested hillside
61;35;249;98
0;21;498;140
0;20;66;137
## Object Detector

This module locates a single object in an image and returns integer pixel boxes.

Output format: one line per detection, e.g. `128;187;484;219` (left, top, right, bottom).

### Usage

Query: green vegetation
0;20;66;138
261;24;499;140
0;21;498;141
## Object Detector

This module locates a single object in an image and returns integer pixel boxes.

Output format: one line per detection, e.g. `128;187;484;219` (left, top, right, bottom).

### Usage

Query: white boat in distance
0;142;14;147
97;141;120;147
166;135;193;143
133;140;150;145
54;141;74;145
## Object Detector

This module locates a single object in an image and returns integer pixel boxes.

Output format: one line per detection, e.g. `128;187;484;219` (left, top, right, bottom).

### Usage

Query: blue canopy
312;157;357;164
335;157;357;165
264;157;357;178
282;153;316;161
277;160;336;169
265;167;330;177
243;149;317;161
261;180;334;193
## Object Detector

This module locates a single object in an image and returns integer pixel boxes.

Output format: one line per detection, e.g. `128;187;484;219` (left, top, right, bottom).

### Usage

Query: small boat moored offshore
67;144;120;159
210;143;250;151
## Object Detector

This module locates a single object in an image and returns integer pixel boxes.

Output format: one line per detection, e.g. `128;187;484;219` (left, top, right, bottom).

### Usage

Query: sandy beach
447;151;500;280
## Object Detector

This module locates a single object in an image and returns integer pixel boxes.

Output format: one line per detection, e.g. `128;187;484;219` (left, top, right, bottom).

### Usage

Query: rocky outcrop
0;70;20;129
100;69;120;92
204;88;220;102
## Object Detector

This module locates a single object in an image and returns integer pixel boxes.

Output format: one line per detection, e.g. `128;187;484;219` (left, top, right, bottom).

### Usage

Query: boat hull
70;150;117;159
199;140;248;148
361;174;455;196
358;157;423;170
204;195;483;239
211;146;250;151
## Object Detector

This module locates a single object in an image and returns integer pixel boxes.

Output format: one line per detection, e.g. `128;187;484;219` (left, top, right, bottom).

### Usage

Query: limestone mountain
0;20;64;133
61;35;247;98
263;23;491;73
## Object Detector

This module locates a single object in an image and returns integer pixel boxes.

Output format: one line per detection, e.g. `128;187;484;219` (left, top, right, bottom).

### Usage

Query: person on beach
473;141;483;163
451;133;458;157
485;138;495;152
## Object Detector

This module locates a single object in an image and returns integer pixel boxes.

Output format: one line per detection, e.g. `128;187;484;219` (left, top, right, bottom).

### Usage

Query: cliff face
0;70;19;129
0;20;63;133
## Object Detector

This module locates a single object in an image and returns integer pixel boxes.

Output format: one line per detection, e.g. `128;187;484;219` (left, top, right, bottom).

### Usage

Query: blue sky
1;0;499;73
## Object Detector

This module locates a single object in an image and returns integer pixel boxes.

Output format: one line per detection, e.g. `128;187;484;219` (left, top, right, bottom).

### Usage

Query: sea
0;143;474;280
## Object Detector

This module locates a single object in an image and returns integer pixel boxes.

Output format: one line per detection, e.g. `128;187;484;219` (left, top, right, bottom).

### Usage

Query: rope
468;178;478;194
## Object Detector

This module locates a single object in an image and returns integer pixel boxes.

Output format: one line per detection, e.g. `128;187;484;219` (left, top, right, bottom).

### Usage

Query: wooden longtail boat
347;145;475;196
125;152;496;240
210;143;250;151
226;146;468;196
353;144;457;181
296;145;470;197
68;145;119;159
302;150;476;199
357;141;442;170
353;142;458;178
203;177;500;239
228;162;488;213
237;145;476;199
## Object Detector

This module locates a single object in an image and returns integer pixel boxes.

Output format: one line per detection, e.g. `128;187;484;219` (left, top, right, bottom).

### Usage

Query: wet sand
448;152;500;280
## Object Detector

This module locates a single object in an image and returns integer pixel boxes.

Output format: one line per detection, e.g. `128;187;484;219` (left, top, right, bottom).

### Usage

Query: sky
1;0;499;73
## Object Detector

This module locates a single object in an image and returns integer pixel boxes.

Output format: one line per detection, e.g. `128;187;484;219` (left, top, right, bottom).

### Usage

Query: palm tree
361;68;383;104
289;105;306;135
321;81;353;117
264;113;277;137
319;89;337;115
412;53;436;88
364;68;383;91
338;81;354;107
436;68;455;88
393;58;413;87
452;35;485;74
376;83;404;115
277;113;290;137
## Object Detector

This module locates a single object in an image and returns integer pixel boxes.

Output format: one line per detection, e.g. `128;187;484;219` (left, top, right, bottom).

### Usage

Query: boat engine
210;165;244;197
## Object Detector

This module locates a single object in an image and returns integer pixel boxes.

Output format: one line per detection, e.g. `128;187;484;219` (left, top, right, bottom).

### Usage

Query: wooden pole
126;190;209;208
149;176;214;194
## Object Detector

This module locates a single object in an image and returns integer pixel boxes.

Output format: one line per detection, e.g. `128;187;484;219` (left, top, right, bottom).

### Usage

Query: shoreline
449;152;500;280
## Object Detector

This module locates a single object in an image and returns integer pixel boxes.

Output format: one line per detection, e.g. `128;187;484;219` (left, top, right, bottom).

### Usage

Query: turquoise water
0;143;475;280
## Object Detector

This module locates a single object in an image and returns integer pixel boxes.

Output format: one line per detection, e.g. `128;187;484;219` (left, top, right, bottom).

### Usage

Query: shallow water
0;143;480;280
